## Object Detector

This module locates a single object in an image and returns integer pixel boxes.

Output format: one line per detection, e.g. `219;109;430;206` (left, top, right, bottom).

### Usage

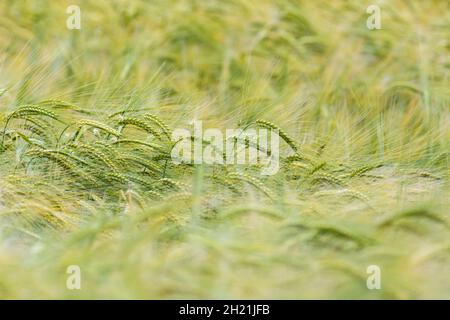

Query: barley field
0;0;449;299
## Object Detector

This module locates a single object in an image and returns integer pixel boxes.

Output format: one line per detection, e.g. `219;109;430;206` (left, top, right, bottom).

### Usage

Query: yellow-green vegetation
0;0;449;299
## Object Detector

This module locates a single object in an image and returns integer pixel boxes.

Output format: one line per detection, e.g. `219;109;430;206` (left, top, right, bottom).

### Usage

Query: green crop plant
0;0;448;300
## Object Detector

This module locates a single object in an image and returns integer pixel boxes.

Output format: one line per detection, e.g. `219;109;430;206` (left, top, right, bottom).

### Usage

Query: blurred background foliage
0;0;449;299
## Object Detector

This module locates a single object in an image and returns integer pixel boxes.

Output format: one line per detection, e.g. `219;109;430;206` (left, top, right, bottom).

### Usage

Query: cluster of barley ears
0;0;448;300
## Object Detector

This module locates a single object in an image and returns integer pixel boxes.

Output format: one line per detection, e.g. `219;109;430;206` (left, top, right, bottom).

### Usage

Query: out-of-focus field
0;0;449;299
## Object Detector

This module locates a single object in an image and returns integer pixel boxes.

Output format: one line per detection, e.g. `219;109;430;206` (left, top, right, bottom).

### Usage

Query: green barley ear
112;139;167;153
21;121;52;143
158;178;187;191
21;115;54;134
287;219;374;248
127;174;155;189
309;161;327;175
210;174;241;194
42;149;90;167
314;188;370;203
164;192;192;202
343;163;383;179
343;189;370;203
255;119;298;152
143;113;171;138
2;106;61;147
289;161;310;170
92;141;121;159
106;171;128;184
37;99;89;114
227;171;274;200
8;105;59;121
8;130;45;148
145;190;164;200
67;142;121;175
311;172;345;186
25;149;98;185
284;154;317;166
77;119;122;137
117;117;161;139
21;116;52;131
118;154;163;173
377;207;449;229
37;99;76;107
